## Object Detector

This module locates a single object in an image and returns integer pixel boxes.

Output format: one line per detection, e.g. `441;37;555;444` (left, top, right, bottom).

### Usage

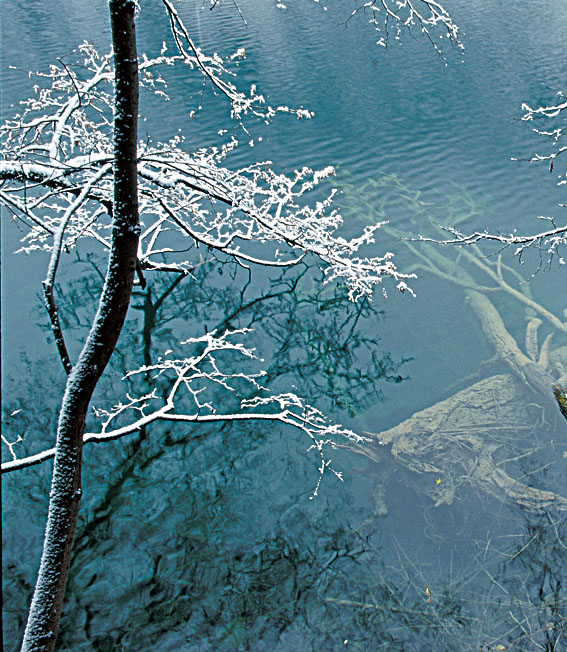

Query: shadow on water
2;1;566;647
3;178;566;649
2;252;403;651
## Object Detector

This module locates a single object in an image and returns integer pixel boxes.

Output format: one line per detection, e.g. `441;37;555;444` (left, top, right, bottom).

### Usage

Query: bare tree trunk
21;2;139;650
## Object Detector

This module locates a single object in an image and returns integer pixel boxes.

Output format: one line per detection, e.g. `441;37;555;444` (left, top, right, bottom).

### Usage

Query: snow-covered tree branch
2;329;366;500
421;92;567;266
277;0;463;55
0;42;412;303
0;0;461;649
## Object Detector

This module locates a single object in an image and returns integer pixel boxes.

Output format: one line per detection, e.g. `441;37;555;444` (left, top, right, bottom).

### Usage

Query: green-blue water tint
2;1;566;650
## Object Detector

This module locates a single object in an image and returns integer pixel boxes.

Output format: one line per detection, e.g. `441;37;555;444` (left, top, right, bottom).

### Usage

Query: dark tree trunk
21;2;139;650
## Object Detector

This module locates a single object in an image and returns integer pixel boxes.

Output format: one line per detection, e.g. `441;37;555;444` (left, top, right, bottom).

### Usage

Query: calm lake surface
2;1;566;650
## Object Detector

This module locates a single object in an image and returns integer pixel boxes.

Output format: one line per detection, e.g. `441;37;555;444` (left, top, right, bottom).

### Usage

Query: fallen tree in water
342;174;567;512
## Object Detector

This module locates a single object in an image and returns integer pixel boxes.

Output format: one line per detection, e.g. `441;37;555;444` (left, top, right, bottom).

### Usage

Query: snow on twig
2;330;368;497
1;44;411;297
422;92;567;266
0;20;417;486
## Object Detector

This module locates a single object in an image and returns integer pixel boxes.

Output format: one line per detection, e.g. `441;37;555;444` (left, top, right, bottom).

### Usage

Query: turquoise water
2;1;566;650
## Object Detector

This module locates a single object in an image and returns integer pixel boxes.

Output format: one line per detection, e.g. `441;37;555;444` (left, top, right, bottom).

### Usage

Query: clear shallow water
2;1;566;650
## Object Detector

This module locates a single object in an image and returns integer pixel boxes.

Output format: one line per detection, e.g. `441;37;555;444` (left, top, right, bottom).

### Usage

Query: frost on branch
136;149;412;300
0;43;411;300
421;92;567;267
355;0;462;52
517;91;567;190
162;0;313;127
290;0;463;55
2;330;368;496
0;25;409;480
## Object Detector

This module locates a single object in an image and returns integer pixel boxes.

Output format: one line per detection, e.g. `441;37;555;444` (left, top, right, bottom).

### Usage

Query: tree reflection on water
3;173;567;650
3;238;566;650
3;253;399;649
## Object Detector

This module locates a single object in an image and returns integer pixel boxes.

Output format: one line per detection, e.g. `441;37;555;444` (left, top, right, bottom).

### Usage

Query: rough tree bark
21;2;139;650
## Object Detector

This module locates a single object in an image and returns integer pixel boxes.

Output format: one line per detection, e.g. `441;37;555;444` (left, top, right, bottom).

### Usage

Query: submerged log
466;290;558;404
360;289;566;512
364;374;567;510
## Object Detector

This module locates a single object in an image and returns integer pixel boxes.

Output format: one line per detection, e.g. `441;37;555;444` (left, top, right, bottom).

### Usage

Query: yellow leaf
494;645;506;650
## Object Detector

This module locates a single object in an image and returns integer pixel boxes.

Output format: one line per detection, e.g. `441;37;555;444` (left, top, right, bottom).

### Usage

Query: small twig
57;57;82;108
